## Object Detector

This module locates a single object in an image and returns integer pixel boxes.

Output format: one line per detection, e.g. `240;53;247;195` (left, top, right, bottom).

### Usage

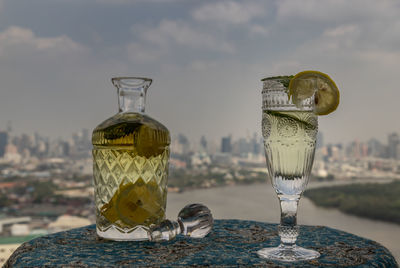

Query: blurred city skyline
1;0;400;144
2;124;400;163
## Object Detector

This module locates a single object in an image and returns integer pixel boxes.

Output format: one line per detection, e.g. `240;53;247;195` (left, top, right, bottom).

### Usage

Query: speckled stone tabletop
5;220;398;267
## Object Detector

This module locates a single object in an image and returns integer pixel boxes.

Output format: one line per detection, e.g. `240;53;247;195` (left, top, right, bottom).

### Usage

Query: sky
1;0;400;144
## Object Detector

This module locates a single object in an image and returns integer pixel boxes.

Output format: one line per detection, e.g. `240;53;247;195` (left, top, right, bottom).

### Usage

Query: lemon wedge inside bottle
288;70;340;115
101;179;164;228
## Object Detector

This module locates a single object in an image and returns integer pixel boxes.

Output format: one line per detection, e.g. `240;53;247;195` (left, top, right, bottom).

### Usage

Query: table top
5;219;398;267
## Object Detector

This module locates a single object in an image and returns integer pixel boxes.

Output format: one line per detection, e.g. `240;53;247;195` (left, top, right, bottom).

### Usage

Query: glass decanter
92;77;170;241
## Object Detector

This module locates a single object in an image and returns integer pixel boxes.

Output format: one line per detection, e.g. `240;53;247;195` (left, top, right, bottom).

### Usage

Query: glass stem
278;195;299;247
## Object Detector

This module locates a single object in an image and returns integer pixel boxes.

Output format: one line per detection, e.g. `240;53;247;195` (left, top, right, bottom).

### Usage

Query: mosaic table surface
5;219;398;267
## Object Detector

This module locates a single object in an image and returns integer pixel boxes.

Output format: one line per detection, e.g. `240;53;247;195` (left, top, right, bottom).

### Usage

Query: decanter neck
112;77;152;113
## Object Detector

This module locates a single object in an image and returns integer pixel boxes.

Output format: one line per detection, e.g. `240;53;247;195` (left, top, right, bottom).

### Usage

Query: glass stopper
149;203;213;241
178;203;213;238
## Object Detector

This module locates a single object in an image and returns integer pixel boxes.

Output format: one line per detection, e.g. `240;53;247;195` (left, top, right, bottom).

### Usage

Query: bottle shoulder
94;113;168;132
92;113;170;148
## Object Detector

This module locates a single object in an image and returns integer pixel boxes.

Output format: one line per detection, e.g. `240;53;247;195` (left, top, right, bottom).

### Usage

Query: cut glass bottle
92;77;170;241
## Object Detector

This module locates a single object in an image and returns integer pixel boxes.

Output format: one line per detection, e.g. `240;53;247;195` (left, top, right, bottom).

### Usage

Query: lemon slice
288;70;340;115
101;179;164;228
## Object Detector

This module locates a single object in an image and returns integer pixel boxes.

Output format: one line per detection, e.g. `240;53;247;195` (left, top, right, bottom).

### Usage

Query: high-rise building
82;128;90;142
346;140;366;159
6;120;12;133
367;138;384;158
171;134;191;155
178;134;190;154
200;136;207;151
251;133;261;155
221;136;232;153
61;141;70;157
0;131;8;157
388;133;399;159
237;138;250;155
316;132;324;149
81;128;91;150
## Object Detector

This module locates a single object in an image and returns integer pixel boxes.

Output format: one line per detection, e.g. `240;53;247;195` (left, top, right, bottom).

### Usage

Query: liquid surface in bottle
92;113;170;235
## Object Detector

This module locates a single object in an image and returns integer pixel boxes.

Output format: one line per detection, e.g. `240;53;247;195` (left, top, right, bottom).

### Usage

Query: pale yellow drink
262;110;317;197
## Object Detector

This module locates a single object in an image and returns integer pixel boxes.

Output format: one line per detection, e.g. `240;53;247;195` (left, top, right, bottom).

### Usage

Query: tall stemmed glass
258;77;320;261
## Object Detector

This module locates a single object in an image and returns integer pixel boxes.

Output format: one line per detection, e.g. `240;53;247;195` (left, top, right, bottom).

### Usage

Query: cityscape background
1;122;400;263
2;0;400;264
1;122;400;213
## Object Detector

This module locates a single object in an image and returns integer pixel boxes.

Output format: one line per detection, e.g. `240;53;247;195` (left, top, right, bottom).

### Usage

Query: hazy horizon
1;0;400;144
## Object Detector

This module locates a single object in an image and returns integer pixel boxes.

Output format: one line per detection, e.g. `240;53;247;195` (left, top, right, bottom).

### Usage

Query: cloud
127;19;235;62
3;0;400;144
97;0;181;3
356;50;400;67
286;24;362;67
323;25;359;38
140;20;235;53
56;0;182;4
0;26;84;57
313;24;361;52
126;42;165;63
268;16;400;81
190;60;219;71
249;24;269;36
276;0;399;22
294;16;400;63
192;1;266;24
282;0;400;65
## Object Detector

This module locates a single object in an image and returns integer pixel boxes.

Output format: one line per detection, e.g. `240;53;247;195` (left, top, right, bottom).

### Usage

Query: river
166;181;400;262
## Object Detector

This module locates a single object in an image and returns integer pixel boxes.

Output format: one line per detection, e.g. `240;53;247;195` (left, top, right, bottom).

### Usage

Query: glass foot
257;244;320;262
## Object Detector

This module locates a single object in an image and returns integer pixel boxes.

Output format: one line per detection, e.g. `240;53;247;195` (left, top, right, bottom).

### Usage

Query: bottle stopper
150;203;213;241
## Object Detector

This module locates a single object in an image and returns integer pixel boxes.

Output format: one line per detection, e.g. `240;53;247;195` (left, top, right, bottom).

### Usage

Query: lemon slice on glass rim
288;70;340;115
